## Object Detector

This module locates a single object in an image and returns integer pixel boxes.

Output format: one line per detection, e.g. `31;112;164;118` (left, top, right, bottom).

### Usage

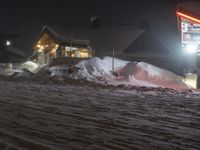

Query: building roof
178;0;200;19
36;25;145;55
124;30;170;55
36;26;90;48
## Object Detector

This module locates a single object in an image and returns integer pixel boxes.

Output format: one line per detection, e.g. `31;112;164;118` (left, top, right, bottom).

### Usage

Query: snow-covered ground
0;78;199;150
0;57;198;149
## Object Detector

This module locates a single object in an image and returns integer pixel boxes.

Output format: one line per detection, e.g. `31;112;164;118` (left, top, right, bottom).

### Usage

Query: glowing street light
6;40;11;46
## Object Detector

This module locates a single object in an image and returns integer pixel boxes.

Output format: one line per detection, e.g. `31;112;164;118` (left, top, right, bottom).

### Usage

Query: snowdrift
117;62;187;89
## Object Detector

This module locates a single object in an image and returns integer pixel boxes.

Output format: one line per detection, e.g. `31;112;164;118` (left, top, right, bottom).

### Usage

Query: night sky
0;0;181;54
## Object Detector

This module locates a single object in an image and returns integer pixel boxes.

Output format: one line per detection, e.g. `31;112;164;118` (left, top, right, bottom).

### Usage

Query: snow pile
48;65;68;77
102;56;130;71
73;57;111;80
70;57;188;89
20;61;39;72
0;63;15;76
0;56;188;89
117;62;187;89
16;63;48;78
15;70;33;77
118;62;180;82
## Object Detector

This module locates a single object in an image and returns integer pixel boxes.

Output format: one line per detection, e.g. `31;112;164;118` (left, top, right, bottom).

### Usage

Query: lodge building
32;26;92;65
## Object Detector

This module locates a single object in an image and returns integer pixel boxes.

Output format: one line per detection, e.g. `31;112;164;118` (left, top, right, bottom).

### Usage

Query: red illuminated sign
176;12;200;24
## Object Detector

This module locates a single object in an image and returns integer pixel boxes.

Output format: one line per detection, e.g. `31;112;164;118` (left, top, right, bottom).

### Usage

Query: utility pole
70;32;73;57
112;29;116;72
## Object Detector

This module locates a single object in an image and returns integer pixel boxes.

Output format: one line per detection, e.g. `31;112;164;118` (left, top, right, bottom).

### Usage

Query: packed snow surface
0;79;199;150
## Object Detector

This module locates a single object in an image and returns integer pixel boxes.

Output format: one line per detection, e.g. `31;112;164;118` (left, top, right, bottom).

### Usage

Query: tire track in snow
0;80;200;149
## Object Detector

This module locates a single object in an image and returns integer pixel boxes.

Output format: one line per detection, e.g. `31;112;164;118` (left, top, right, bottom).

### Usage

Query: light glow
50;49;56;55
184;44;198;54
182;73;197;89
6;40;11;46
177;12;200;24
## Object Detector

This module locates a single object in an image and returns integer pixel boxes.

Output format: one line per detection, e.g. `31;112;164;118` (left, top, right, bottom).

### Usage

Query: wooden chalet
32;26;92;65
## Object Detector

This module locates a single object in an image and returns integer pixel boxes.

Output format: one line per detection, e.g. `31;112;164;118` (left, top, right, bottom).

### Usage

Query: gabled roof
36;25;145;55
35;26;90;48
124;30;170;55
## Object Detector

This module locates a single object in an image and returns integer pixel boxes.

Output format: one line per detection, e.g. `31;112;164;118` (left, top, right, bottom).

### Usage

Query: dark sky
0;0;180;53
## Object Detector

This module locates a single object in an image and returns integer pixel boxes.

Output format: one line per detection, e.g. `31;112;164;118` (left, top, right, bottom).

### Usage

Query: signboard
181;21;200;44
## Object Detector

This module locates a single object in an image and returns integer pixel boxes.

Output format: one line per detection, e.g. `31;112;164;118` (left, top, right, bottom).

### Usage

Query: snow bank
48;65;68;77
0;63;15;76
117;62;187;89
73;57;111;80
71;57;188;89
1;56;187;89
102;56;130;71
20;61;38;72
118;62;179;82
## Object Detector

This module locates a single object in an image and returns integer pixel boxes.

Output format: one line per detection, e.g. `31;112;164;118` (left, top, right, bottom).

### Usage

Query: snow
0;58;198;149
0;79;199;150
48;65;68;77
20;61;39;72
72;57;111;80
67;57;188;89
102;56;130;71
0;63;16;76
0;57;189;90
116;61;187;89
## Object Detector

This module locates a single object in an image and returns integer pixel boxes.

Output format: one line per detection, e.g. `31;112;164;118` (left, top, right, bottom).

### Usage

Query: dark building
0;33;26;63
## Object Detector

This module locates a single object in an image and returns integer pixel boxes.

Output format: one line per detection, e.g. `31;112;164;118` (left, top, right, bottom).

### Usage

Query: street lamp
6;40;11;46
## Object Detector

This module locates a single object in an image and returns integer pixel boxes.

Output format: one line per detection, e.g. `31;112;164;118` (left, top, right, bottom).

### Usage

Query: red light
176;12;200;24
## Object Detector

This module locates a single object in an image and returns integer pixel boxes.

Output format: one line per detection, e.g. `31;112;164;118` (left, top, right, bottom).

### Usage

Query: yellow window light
37;44;41;48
